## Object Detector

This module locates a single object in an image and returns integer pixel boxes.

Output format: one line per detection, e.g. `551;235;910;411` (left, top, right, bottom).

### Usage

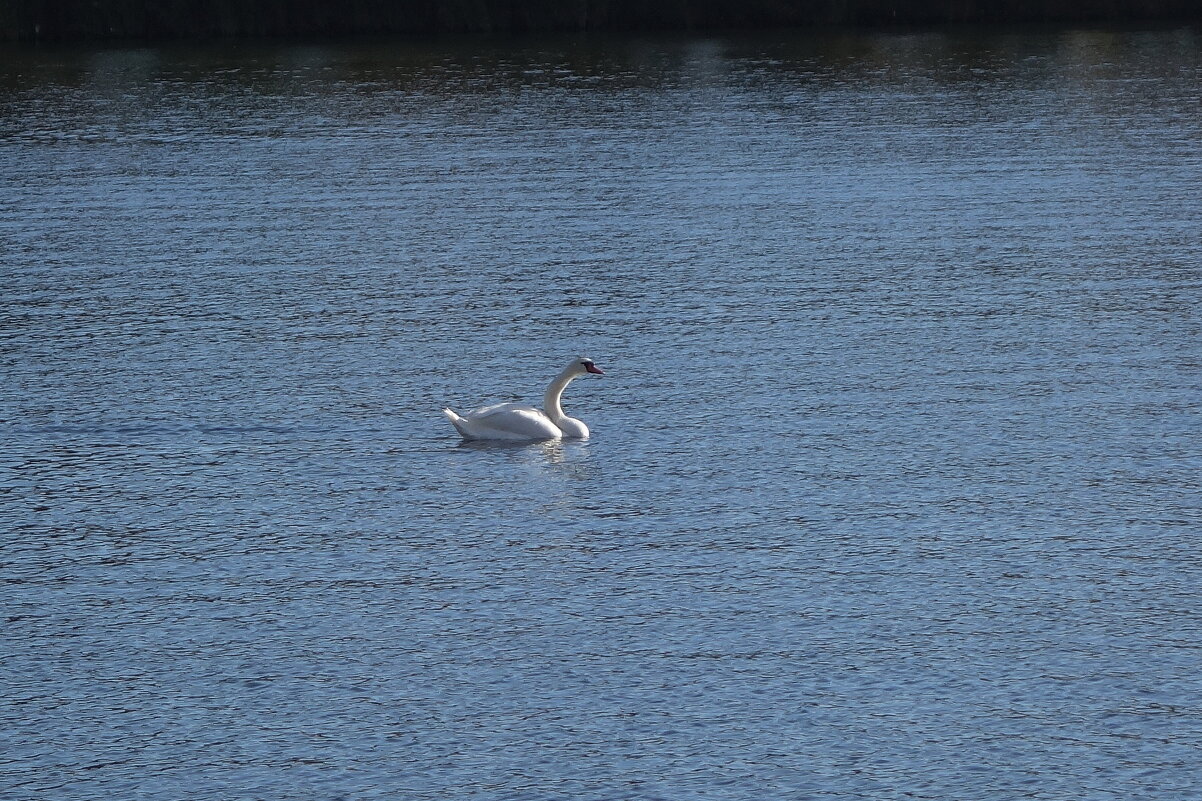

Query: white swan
443;357;604;441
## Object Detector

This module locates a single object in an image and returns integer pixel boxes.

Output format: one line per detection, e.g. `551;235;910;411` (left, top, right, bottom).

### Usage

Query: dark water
3;26;1201;801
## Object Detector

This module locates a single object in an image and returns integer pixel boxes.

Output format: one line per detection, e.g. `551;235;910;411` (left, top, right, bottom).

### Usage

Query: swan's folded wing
461;403;562;439
462;402;541;420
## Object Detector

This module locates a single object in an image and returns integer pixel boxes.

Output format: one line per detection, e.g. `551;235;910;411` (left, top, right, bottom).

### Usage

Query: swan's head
572;356;604;375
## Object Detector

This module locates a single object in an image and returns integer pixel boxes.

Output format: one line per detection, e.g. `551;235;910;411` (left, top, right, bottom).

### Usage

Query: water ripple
3;26;1202;801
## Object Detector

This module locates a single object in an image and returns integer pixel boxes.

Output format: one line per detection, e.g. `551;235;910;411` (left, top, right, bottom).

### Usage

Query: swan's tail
442;407;471;439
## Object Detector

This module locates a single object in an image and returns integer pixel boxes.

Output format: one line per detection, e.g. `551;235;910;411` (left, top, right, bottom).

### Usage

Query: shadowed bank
3;0;1201;41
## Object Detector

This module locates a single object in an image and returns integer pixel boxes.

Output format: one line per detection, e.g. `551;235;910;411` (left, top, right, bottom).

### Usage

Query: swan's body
443;357;603;441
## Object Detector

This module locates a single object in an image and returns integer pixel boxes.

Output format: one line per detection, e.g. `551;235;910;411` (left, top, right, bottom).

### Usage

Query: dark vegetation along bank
3;1;1200;41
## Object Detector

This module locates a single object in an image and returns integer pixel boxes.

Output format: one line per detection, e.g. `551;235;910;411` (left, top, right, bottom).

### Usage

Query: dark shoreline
3;0;1201;43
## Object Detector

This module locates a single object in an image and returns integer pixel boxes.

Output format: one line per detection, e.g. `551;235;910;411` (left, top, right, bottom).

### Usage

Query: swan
443;357;604;441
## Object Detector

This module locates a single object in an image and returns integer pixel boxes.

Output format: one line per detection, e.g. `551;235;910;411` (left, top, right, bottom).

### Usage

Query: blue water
3;26;1201;800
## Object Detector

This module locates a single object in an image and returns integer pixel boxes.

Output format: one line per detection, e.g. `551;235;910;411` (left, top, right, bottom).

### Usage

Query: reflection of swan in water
443;357;604;441
454;437;588;466
452;436;595;520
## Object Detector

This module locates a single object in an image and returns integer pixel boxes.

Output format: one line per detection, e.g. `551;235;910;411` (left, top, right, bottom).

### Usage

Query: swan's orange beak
585;363;604;375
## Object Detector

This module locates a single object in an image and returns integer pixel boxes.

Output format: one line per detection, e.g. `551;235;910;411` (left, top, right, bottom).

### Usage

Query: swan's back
443;404;563;441
461;402;539;420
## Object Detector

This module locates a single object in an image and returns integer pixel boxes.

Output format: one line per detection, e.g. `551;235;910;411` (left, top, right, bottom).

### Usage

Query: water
3;26;1201;801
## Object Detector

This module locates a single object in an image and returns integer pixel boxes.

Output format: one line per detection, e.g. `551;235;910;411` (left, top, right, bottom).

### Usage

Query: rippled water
3;26;1202;800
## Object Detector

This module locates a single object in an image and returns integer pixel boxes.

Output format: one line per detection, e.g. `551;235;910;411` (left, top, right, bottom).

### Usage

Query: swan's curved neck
543;366;578;423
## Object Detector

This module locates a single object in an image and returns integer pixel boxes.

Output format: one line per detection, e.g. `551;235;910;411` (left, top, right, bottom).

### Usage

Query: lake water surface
2;25;1201;801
